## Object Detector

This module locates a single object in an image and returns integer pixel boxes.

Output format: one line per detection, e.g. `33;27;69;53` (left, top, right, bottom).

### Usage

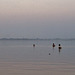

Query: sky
0;0;75;38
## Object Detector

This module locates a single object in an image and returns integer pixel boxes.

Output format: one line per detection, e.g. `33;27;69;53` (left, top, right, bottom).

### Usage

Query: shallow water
0;40;75;75
0;40;75;63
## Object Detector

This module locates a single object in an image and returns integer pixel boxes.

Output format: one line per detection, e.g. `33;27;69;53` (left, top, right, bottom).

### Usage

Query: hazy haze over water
0;0;75;38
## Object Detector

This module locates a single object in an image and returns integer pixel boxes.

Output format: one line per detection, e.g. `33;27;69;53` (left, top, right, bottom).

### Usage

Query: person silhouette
33;44;35;47
49;53;51;55
58;44;62;53
52;43;55;48
58;44;62;50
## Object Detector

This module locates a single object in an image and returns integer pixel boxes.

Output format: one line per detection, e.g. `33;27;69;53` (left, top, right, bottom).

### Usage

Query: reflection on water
0;40;75;63
0;40;75;75
58;49;61;53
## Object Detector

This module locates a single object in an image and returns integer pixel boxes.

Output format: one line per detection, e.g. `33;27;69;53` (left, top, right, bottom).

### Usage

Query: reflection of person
59;49;61;53
52;43;55;48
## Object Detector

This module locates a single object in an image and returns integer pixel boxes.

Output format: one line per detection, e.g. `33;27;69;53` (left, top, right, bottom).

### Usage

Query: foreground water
0;40;75;75
0;39;75;63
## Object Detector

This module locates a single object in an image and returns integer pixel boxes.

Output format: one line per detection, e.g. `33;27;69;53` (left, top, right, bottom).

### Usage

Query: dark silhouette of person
49;53;51;55
52;43;55;48
58;44;62;49
33;44;35;47
58;44;62;53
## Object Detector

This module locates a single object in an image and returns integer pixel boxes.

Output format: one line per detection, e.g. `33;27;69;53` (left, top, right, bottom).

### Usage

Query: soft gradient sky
0;0;75;38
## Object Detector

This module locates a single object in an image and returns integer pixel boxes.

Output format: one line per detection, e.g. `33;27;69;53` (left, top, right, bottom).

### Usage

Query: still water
0;40;75;64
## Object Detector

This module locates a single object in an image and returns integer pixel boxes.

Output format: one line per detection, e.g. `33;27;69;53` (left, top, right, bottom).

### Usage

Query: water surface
0;40;75;75
0;40;75;63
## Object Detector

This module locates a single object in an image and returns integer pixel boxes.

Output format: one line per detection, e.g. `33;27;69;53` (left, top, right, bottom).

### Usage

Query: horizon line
0;38;75;40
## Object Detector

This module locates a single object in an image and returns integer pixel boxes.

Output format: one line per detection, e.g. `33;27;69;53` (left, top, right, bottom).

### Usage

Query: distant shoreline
0;38;75;40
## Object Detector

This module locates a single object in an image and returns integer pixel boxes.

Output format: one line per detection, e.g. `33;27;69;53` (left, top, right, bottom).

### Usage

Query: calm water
0;40;75;64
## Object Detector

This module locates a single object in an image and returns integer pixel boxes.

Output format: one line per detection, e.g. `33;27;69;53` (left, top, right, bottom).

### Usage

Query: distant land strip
0;38;75;40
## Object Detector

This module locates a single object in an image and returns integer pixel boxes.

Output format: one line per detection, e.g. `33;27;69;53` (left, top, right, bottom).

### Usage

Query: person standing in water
58;44;62;53
58;44;62;49
52;43;55;48
33;44;35;47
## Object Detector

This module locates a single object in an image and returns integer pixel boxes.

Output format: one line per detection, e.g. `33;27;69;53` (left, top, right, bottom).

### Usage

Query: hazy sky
0;0;75;38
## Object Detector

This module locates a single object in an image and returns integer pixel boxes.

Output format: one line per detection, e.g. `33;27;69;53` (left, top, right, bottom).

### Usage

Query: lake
0;39;75;75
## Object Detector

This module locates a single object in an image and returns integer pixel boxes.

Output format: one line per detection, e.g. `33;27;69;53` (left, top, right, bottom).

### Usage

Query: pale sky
0;0;75;38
